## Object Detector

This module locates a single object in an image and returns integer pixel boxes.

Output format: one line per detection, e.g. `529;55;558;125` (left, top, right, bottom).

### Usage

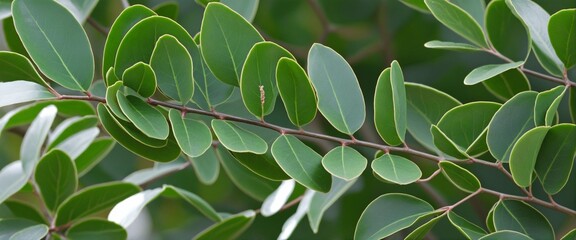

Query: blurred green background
1;0;575;239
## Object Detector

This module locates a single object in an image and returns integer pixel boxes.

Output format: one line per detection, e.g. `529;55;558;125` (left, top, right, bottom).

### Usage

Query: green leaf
482;69;530;101
549;9;576;69
571;87;576;123
166;185;222;222
439;161;481;193
53;128;100;160
153;1;179;20
448;211;487;240
486;204;497;233
66;219;126;240
436;102;501;156
189;149;220;185
192;44;235;110
12;0;94;91
220;0;258;22
97;104;181;162
374;61;407;146
485;0;529;61
115;16;198;78
424;0;487;48
75;138;115;176
464;62;524;85
47;116;98;149
34;150;77;212
2;17;28;57
406;82;461;156
0;219;42;239
307;43;366;135
4;201;46;224
509;127;549;187
105;82;129;121
21;105;57;175
102;5;156;84
54;182;140;226
399;0;429;13
169;109;212;157
487;91;537;162
354;193;434;240
55;0;98;23
275;57;317;127
507;0;564;76
261;180;295;217
424;40;483;51
271;135;332;192
307;177;356;233
534;86;566;126
240;42;294;118
534;124;576;194
211;120;267;154
371;154;421;185
562;229;576;240
0;1;11;20
0;161;27;204
321;146;367;181
193;211;255;240
150;34;194;104
404;213;445;240
123;161;186;186
216;145;278;201
493;200;554;239
117;94;169;140
7;224;48;240
451;0;486;27
0;81;54;108
0;51;46;86
200;2;263;86
232;151;289;181
480;230;533;240
431;125;470;159
108;187;165;227
122;62;157;98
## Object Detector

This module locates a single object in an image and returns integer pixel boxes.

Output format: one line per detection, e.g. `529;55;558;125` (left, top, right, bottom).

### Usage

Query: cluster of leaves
0;0;574;239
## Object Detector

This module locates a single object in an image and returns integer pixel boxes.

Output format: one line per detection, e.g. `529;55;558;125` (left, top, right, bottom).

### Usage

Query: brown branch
305;0;332;43
87;17;110;36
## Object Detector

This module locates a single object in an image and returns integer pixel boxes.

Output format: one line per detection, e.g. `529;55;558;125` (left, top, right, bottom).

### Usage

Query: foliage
0;0;575;239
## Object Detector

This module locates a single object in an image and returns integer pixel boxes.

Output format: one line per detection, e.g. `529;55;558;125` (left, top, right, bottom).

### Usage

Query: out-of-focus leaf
35;150;77;212
4;201;46;224
374;61;407;146
424;40;483;51
189;149;220;185
108;188;164;228
307;177;356;233
12;0;94;91
479;230;533;240
271;135;332;193
0;219;39;239
485;0;529;61
0;0;11;20
47;116;98;149
153;1;178;20
275;57;317;127
117;94;169;140
122;62;156;98
169;109;212;158
371;154;421;185
53;128;100;160
571;87;576;123
0;161;28;204
493;200;554;239
482;69;530;101
2;17;28;56
439;161;481;193
211;120;267;154
509;127;549;187
220;0;258;22
534;86;566;126
548;9;576;69
0;81;54;108
448;211;487;240
123;161;187;186
260;180;295;217
75;138;115;176
307;43;366;135
321;146;366;181
0;51;46;86
399;0;429;13
232;151;289;181
534;124;576;194
55;0;99;23
6;224;48;240
424;0;487;47
21;105;57;175
66;219;126;240
193;211;255;240
562;229;576;240
167;185;222;222
404;213;446;240
464;62;524;85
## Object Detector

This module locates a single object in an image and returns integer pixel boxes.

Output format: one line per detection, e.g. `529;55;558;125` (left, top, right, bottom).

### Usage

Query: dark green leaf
439;161;481;193
399;0;429;13
189;149;220;185
534;86;566;126
0;51;45;86
571;87;576;123
97;104;181;162
123;161;187;186
166;185;223;222
493;200;554;239
2;17;28;57
0;161;28;204
105;82;129;121
153;1;179;20
191;43;234;110
150;34;194;104
0;0;9;20
424;40;483;51
271;135;332;192
35;150;77;212
509;126;549;187
424;0;487;47
307;43;366;135
307;177;356;233
54;182;140;226
55;0;99;23
220;0;258;22
122;62;157;98
211;120;267;154
354;193;434;240
0;219;38;239
371;154;421;185
487;91;537;162
549;9;576;69
6;224;48;240
486;204;497;233
232;151;289;181
52;128;100;160
240;42;293;118
0;81;54;108
464;62;524;85
102;5;156;84
374;61;407;146
21;105;57;175
75;138;115;176
275;57;317;127
117;94;169;140
482;69;530;101
405;212;446;240
451;0;485;27
431;125;470;159
321;146;367;181
479;230;533;240
485;0;529;61
507;0;564;76
448;211;487;240
534;124;576;194
47;116;98;149
169;109;212;157
66;219;126;240
12;0;94;91
200;2;263;86
193;211;255;240
562;229;576;240
4;201;46;224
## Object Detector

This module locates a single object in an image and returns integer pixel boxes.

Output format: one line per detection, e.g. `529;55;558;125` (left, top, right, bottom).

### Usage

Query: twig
87;17;110;36
305;0;332;43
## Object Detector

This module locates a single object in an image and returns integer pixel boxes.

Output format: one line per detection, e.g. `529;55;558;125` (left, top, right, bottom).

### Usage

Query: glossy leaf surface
371;154;421;185
374;61;407;146
275;57;317;127
211;120;267;154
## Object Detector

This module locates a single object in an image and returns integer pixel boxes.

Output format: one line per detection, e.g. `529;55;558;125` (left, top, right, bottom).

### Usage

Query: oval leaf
200;2;263;86
108;187;164;228
275;57;317;127
21;105;58;175
509;126;549;187
67;219;126;240
271;135;332;192
75;138;115;176
231;151;290;181
321;146;367;181
371;154;422;185
493;200;554;239
307;177;356;233
485;0;530;61
12;0;94;91
193;211;255;240
405;213;446;240
431;125;470;160
374;61;407;146
192;43;235;110
4;200;47;224
189;148;220;185
150;34;194;104
122;62;157;98
34;150;77;212
105;82;129;121
354;193;434;240
482;69;530;101
0;161;28;204
0;51;46;86
479;230;533;240
464;62;524;85
117;94;169;140
307;43;366;135
439;161;481;193
534;86;566;126
0;81;54;108
261;179;295;217
534;123;576;194
211;119;267;154
424;0;487;47
548;9;576;69
8;224;48;240
47;116;98;149
448;211;487;240
424;40;483;51
169;109;212;158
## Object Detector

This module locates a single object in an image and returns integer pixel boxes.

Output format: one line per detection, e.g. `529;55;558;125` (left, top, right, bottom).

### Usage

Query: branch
87;17;110;36
305;0;332;43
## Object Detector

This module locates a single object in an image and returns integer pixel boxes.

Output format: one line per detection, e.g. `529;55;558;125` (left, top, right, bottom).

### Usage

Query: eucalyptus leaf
371;154;421;185
321;146;367;181
374;61;407;146
275;57;317;127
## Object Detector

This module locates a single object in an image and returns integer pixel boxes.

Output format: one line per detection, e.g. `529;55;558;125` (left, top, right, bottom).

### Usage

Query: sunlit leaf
0;81;54;108
464;62;524;85
424;40;483;51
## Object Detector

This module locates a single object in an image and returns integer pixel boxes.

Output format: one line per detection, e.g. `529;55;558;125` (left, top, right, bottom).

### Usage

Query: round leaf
371;153;422;185
509;126;549;187
189;148;220;185
67;219;126;240
321;146;367;181
485;0;530;61
169;109;212;158
493;200;554;239
549;9;576;69
117;94;169;140
34;150;77;212
374;61;407;146
276;57;317;127
0;51;46;86
464;62;524;86
534;124;576;194
424;0;487;47
439;161;481;193
211;119;267;154
122;62;157;98
482;69;530;101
